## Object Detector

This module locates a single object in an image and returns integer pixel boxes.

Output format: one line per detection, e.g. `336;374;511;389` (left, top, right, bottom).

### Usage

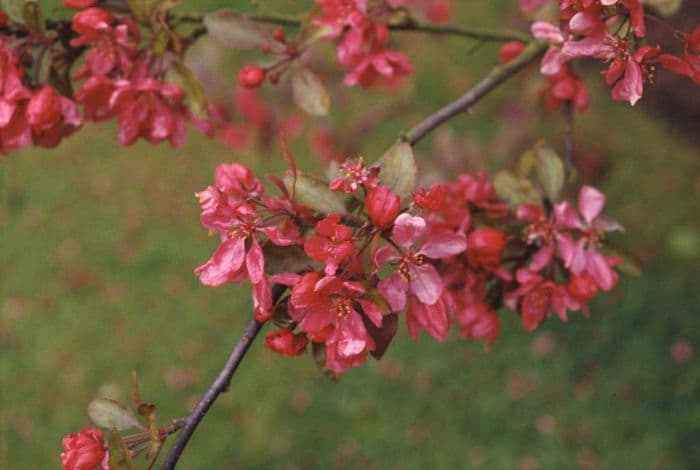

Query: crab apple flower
555;185;622;291
413;183;447;211
506;269;572;332
343;46;415;88
366;185;401;229
215;162;264;198
376;214;466;340
329;157;377;193
265;327;308;357
659;25;700;86
238;65;267;89
70;8;114;46
600;0;646;37
289;273;383;372
60;428;108;470
518;203;564;271
26;87;82;147
304;215;356;276
467;228;507;269
0;41;32;153
314;0;368;39
456;303;500;349
539;65;589;112
110;74;187;147
567;272;598;308
604;45;660;106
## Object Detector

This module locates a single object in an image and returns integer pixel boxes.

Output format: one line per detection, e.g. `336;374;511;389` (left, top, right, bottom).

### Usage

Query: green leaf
171;61;208;119
291;67;329;116
88;398;141;431
283;173;348;215
22;1;45;36
493;171;541;207
126;0;160;25
107;429;136;470
646;0;682;16
533;147;564;201
263;244;312;275
378;142;417;200
1;0;25;23
603;240;643;277
204;9;283;53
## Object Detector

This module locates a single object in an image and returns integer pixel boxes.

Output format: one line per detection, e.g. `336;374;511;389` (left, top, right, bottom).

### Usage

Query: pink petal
541;47;567;75
530;243;554;271
531;21;563;43
517;203;545;222
392;213;426;247
194;237;246;286
554;201;582;229
586;249;616;291
373;245;400;270
359;299;383;328
335;310;367;357
578;186;606;225
245;238;265;284
378;272;408;312
408;263;443;306
407;296;449;341
420;231;467;259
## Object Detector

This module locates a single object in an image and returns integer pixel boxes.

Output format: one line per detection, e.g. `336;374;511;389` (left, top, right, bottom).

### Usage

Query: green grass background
2;1;699;468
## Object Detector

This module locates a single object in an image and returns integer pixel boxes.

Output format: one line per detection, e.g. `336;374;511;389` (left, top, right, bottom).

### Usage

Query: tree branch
159;285;286;469
176;13;529;43
402;41;547;146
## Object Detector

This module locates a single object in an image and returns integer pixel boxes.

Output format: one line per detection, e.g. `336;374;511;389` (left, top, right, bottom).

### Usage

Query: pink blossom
304;215;356;276
375;213;466;340
554;186;622;290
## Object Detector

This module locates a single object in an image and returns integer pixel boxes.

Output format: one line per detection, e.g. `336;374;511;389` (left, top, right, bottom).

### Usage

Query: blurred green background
2;1;700;468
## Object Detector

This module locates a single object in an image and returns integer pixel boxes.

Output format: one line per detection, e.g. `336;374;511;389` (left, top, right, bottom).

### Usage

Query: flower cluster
505;0;700;109
196;148;623;375
314;0;415;87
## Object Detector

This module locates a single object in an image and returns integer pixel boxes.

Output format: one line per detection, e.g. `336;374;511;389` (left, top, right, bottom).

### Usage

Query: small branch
174;12;528;43
159;317;263;469
402;41;547;147
389;21;530;43
563;100;574;177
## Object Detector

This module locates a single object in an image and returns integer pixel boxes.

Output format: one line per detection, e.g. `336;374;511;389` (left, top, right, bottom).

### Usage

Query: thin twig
402;41;547;146
175;12;528;43
159;285;286;469
563;100;574;177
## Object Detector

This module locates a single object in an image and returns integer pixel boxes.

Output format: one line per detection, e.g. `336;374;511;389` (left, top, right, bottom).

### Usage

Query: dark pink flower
455;303;500;349
26;86;82;147
505;269;573;332
467;228;507;269
289;272;383;372
304;215;356;276
60;428;108;470
329;157;378;193
265;327;308;357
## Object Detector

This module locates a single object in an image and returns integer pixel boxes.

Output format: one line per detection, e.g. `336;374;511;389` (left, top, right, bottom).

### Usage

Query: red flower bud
265;328;308;357
273;28;286;43
366;185;401;229
60;428;108;470
499;41;526;64
467;228;507;268
238;65;267;89
63;0;98;8
567;272;598;302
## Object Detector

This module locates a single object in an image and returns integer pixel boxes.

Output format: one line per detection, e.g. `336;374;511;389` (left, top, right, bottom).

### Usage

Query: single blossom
304;215;356;276
61;428;108;470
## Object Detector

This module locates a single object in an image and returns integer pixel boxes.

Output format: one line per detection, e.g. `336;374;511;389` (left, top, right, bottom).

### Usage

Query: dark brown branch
175;13;528;43
159;284;286;469
402;41;547;147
